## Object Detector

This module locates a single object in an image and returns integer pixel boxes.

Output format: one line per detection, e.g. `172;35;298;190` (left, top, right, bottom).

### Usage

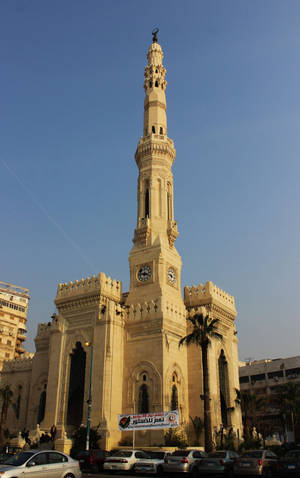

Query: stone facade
0;35;242;450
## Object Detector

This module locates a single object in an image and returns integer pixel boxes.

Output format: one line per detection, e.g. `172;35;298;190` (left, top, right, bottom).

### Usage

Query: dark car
77;449;110;472
0;446;22;464
194;450;239;477
233;449;278;477
276;449;300;477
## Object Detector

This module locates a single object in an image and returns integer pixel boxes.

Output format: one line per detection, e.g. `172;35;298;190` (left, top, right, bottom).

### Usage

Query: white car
134;450;170;475
0;449;82;478
104;450;149;472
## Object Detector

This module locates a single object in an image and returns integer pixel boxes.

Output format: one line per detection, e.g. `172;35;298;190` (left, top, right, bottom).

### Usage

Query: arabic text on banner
118;410;179;431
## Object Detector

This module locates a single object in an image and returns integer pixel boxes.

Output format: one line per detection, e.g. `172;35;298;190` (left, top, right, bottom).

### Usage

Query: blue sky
1;0;300;359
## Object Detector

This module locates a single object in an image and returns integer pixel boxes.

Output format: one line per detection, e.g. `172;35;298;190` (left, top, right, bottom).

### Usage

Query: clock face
168;267;176;284
138;265;152;282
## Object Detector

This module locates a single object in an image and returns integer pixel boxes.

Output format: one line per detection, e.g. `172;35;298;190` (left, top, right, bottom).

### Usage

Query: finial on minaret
152;27;159;43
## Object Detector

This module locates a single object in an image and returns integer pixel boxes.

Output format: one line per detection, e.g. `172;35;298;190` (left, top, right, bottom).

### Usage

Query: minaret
127;31;183;307
124;34;188;441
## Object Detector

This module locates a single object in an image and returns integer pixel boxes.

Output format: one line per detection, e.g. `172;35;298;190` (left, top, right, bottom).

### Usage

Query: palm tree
179;313;222;452
0;385;14;444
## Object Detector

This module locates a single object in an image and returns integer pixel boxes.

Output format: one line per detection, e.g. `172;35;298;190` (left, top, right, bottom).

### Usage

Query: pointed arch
128;361;162;413
218;349;229;426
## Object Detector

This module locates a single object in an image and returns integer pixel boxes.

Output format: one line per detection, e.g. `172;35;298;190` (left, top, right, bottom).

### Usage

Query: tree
71;424;101;457
235;388;265;443
0;385;14;444
179;313;222;452
275;383;300;442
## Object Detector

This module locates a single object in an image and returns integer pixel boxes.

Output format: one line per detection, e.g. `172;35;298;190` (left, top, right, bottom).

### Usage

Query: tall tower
127;32;182;305
124;32;188;445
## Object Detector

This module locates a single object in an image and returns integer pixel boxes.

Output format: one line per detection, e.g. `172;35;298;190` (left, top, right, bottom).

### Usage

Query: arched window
143;374;147;382
145;189;150;217
160;127;163;134
152;125;156;134
138;384;149;413
67;342;86;428
155;80;159;87
37;384;47;424
218;350;228;426
16;385;22;420
171;385;178;410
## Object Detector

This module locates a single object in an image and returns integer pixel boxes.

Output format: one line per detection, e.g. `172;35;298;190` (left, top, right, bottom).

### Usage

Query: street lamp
84;341;94;451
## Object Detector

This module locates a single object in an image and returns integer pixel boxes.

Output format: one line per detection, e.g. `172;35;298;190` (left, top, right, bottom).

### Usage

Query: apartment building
239;356;300;441
0;281;29;369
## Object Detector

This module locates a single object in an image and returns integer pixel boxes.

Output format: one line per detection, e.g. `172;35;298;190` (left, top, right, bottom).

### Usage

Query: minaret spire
133;33;178;250
127;33;182;305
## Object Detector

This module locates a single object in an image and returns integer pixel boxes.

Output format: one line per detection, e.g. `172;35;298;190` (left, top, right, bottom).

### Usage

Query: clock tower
124;32;188;441
126;32;183;308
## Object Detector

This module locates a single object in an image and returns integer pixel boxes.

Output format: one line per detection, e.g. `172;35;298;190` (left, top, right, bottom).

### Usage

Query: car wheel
263;468;272;478
190;466;198;478
63;474;75;478
157;465;164;476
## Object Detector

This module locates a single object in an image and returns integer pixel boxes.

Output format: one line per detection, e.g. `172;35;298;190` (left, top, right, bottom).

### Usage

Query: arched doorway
67;342;86;427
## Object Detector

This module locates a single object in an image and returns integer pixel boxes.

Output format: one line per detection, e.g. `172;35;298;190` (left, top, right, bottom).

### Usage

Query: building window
155;81;158;87
138;384;149;413
5;353;10;358
240;376;250;384
160;127;163;134
145;189;150;217
250;373;266;382
171;385;178;410
7;340;11;346
152;125;155;134
267;371;283;380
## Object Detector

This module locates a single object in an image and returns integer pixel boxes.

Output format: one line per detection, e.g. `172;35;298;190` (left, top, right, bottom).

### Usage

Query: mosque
1;32;242;450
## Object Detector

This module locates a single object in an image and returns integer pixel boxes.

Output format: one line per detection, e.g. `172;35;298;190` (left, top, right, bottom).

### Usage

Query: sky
1;0;300;360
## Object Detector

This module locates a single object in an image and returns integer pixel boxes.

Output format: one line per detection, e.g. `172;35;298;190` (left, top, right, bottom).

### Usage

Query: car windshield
172;451;189;456
4;452;35;466
208;452;226;458
242;451;263;459
111;451;132;458
147;452;165;459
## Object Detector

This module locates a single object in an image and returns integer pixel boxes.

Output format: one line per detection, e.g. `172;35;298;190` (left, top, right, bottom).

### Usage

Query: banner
118;410;179;431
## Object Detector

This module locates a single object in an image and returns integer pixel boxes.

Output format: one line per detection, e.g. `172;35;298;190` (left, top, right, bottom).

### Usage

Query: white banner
118;410;179;431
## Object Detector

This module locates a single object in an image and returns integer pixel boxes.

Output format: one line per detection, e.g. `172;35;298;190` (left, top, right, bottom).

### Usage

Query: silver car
0;449;82;478
104;450;150;472
164;449;207;474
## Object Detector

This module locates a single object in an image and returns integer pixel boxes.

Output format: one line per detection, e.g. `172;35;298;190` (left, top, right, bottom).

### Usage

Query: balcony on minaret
133;217;151;247
167;220;178;247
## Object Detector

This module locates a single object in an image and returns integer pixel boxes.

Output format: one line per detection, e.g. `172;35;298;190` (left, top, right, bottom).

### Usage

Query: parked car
103;449;150;472
276;449;300;477
163;449;207;474
0;446;22;464
134;450;170;475
0;449;82;478
77;449;110;472
193;450;239;477
233;449;278;477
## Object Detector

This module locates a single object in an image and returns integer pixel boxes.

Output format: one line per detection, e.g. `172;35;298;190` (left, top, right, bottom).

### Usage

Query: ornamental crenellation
184;280;236;313
56;272;122;302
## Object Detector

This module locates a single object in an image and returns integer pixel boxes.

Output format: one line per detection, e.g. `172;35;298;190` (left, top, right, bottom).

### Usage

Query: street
83;473;146;478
